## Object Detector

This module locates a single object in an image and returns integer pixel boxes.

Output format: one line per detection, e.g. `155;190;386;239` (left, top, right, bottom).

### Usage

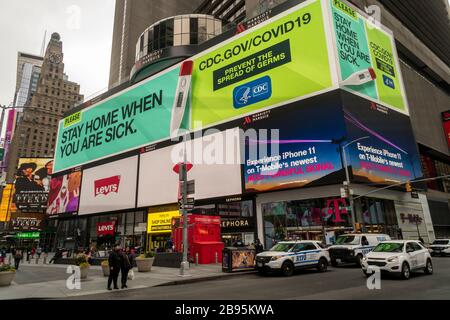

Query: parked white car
429;239;450;257
361;240;433;280
255;241;330;277
328;233;391;267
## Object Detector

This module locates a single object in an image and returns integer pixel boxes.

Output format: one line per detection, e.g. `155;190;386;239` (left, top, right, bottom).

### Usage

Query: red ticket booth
172;214;224;264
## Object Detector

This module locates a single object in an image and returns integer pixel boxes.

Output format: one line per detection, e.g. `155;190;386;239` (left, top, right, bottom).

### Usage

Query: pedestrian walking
49;249;62;264
107;245;121;290
37;247;42;258
14;250;23;270
119;249;132;289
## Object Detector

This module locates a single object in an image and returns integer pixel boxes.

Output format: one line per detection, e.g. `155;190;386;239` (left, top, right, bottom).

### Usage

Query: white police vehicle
429;239;450;257
328;233;391;267
255;241;330;277
361;240;433;280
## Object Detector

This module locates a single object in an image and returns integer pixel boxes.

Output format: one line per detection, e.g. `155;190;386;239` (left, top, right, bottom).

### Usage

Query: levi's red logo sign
94;175;121;197
97;222;115;235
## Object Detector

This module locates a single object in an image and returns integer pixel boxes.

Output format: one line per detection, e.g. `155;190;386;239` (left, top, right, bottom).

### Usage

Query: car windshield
373;243;404;253
432;240;449;245
270;243;295;252
335;235;360;245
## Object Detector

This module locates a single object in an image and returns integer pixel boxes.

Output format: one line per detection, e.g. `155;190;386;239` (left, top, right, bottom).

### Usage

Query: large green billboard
54;66;182;172
190;0;334;129
329;0;408;113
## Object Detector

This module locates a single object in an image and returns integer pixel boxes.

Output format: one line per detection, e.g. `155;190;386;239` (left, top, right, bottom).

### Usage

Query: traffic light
405;181;412;192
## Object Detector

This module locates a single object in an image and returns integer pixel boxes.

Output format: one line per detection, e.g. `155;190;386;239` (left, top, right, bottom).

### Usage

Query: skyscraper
5;33;83;182
12;52;44;109
108;0;203;89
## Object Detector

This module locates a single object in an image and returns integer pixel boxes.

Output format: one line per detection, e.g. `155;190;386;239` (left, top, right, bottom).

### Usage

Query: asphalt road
64;257;450;300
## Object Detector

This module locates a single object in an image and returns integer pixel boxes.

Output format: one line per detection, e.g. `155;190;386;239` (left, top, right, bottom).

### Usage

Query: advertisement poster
330;0;407;113
244;92;346;192
343;92;422;185
13;158;53;211
442;111;450;149
97;221;116;236
138;129;242;207
47;171;82;215
54;67;183;173
231;250;256;271
0;184;15;222
8;212;45;231
147;211;180;234
78;156;138;215
191;0;334;129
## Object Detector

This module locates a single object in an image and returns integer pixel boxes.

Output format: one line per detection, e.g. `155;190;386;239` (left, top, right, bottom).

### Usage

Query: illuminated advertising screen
8;212;45;231
13;158;53;211
78;156;138;215
138;129;243;207
147;211;180;234
191;0;334;129
244;92;346;192
54;67;184;173
0;184;14;222
329;0;408;113
47;171;82;216
442;111;450;149
342;92;422;185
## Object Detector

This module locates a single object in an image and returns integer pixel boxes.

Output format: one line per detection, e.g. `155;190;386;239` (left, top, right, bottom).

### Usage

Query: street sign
172;162;193;174
340;188;347;198
180;204;194;210
186;180;195;195
134;226;147;233
187;197;195;205
411;191;419;199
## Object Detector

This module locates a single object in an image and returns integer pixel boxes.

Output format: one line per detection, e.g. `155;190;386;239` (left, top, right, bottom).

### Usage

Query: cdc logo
233;76;272;109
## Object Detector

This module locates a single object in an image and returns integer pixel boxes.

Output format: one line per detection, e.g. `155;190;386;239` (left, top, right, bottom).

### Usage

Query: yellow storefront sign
147;210;180;234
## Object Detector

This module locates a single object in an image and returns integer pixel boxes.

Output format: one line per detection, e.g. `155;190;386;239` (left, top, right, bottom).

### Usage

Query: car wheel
317;258;328;272
424;259;433;275
331;258;338;267
401;262;410;280
356;254;363;267
281;261;294;277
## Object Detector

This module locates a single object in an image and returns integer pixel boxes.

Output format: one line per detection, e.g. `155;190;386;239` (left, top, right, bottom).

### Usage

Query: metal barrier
195;253;199;265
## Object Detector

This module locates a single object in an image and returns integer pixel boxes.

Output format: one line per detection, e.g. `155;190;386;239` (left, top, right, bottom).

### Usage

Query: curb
155;270;257;287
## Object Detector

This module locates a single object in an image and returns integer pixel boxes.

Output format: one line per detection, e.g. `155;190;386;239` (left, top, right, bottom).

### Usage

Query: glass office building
135;14;222;62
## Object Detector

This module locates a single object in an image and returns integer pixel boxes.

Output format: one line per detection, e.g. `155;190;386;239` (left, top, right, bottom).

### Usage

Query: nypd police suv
255;241;330;277
328;233;391;266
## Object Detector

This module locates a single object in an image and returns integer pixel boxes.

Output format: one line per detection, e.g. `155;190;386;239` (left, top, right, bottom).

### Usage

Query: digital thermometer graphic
341;67;376;86
170;60;194;136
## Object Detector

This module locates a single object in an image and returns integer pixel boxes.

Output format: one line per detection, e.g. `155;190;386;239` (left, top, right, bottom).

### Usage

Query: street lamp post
341;136;370;232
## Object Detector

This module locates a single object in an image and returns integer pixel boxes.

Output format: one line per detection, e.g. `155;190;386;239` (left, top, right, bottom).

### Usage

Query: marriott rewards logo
94;175;121;197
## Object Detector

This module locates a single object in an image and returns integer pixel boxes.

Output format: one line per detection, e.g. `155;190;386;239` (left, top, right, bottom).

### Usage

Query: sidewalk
0;263;254;299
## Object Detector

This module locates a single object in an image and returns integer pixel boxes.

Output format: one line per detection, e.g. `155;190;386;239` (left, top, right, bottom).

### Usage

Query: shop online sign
53;0;408;173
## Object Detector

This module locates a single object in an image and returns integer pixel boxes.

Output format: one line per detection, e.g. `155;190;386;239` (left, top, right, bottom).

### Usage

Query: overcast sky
0;0;115;108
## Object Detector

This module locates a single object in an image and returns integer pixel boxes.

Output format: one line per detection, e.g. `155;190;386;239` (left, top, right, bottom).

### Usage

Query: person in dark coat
107;245;121;290
119;249;132;289
14;250;23;270
254;239;264;254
